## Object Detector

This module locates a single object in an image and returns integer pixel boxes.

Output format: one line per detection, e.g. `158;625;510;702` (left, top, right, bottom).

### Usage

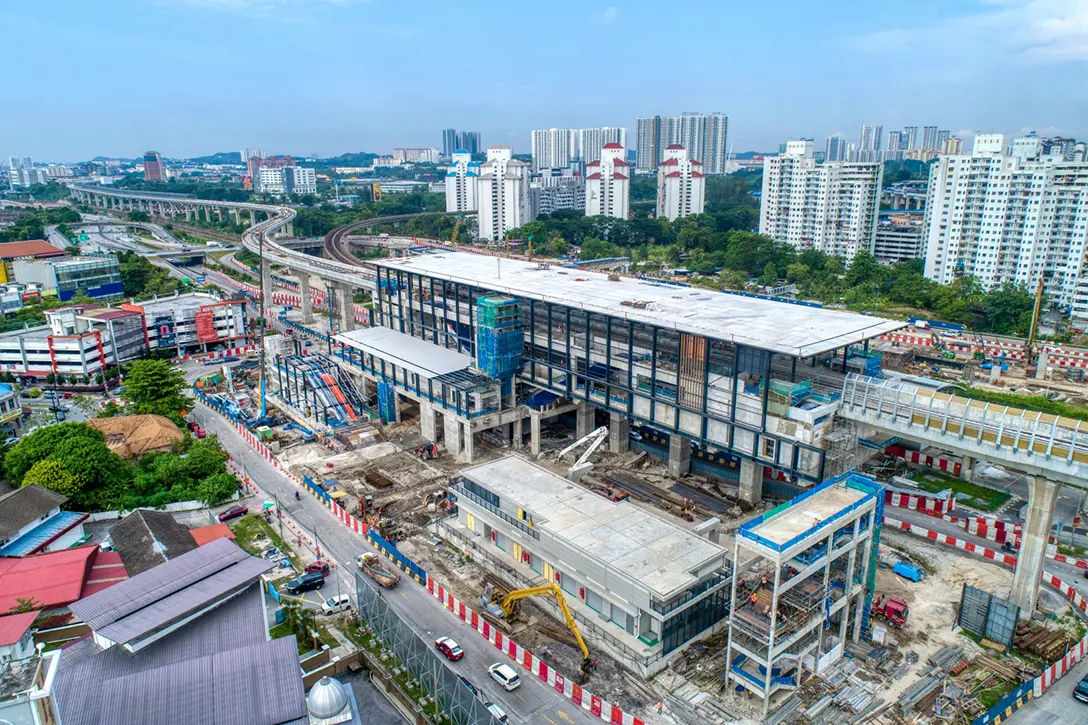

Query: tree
7;597;41;614
22;460;82;498
196;473;239;506
122;359;189;418
127;210;151;223
760;262;778;287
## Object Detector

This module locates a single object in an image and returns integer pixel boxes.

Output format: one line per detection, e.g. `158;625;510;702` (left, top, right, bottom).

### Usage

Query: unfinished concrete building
725;472;884;715
340;251;903;502
450;455;731;674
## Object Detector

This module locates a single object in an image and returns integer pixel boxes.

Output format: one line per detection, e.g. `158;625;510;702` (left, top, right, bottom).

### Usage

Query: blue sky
4;0;1087;161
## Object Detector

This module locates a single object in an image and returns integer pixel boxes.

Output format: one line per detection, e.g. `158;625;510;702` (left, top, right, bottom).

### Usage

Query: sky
4;0;1088;162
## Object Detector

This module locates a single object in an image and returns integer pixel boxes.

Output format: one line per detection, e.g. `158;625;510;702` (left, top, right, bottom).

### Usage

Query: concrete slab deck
752;486;865;546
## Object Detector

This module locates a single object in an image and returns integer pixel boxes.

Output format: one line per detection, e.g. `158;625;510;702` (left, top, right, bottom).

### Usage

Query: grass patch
230;514;304;571
913;469;1011;512
976;679;1020;711
1058;544;1087;557
959;385;1088;423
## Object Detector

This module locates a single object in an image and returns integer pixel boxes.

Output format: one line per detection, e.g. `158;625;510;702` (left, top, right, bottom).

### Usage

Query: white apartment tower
585;143;630;219
531;129;577;170
922;134;1088;316
477;145;530;242
656;145;705;221
445;150;480;213
759;140;883;262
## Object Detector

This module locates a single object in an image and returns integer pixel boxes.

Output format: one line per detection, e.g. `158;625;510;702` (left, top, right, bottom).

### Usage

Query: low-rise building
106;509;198;576
874;213;924;263
0;382;23;438
0;239;67;284
0;545;127;615
0;649;60;725
0;485;88;558
529;177;586;218
393;148;440;164
86;415;184;460
12;255;123;302
0;293;249;381
450;455;731;674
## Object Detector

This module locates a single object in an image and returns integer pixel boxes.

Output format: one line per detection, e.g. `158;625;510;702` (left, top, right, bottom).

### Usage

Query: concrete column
575;402;594;440
1011;477;1061;618
261;259;272;305
203;206;212;223
285;221;294;237
530;413;542;457
444;416;462;458
961;456;974;481
420;403;436;442
609;411;629;454
250;209;258;225
513;417;523;450
298;276;313;324
230;209;240;224
739;459;763;506
667;434;690;477
216;208;223;222
462;423;475;463
185;207;193;221
338;284;355;332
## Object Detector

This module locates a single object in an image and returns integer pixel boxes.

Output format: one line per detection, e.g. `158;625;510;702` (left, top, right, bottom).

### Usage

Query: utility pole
272;491;285;545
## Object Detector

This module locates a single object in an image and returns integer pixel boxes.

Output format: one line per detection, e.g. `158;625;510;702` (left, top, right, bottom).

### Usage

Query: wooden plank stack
1015;622;1073;662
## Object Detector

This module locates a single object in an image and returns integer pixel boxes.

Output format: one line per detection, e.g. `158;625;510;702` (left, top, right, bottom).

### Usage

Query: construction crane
450;214;462;245
1024;274;1049;369
493;583;596;678
555;426;608;468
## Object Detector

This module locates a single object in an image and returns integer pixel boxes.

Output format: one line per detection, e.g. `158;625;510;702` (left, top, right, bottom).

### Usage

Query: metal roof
0;484;67;540
334;325;474;378
107;509;198;576
374;252;907;357
70;538;272;646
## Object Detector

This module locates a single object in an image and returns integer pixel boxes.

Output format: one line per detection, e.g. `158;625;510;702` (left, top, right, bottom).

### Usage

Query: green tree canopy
22;460;81;498
122;359;189;418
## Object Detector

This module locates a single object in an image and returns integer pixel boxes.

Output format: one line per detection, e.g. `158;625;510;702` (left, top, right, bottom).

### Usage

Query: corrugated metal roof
0;611;36;646
334;325;473;378
0;484;67;540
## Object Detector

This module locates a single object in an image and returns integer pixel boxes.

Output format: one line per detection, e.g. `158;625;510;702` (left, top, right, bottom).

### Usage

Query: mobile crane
485;582;597;679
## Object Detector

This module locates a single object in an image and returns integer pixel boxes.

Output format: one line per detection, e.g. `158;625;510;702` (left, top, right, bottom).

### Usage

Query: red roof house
0;240;67;261
0;545;127;612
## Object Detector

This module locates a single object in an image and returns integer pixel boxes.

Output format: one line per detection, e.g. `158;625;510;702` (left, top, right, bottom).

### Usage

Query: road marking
540;715;559;725
556;711;575;724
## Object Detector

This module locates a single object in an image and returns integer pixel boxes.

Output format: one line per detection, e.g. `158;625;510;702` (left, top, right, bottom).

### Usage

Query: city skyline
3;0;1086;161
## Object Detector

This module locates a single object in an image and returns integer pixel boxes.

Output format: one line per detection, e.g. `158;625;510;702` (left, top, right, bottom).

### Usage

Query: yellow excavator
489;582;597;679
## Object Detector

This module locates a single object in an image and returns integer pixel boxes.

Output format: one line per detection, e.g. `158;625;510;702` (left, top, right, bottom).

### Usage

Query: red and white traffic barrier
882;516;1019;567
884;446;963;476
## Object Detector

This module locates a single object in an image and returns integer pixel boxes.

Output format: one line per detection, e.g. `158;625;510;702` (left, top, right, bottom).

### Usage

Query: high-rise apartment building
941;136;963;155
477;145;530;242
240;149;265;165
530;129;578;170
578;127;627;164
637;113;727;174
442;129;482;157
936;130;951;152
7;157;46;188
825;135;848;163
656;145;705;221
251;156;296;192
759;140;884;262
585;143;630;219
921;127;939;152
143;151;164;182
636;116;663;173
445;150;480;213
393;148;440;164
858;125;883;162
8;157;32;171
258;166;316;196
903;126;918;151
886;131;904;161
923;134;1088;316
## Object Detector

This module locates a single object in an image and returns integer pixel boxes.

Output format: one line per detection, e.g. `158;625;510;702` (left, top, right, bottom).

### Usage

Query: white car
487;663;521;692
320;594;352;615
483;701;508;723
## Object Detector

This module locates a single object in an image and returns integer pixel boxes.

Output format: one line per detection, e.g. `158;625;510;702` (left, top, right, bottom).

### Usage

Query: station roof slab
334;326;473;379
461;456;728;600
373;252;906;358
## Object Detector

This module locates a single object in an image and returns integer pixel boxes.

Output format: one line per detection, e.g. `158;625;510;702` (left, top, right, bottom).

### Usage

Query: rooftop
86;414;184;459
0;510;88;558
0;239;67;260
334;326;473;378
107;509;199;576
189;523;236;547
0;484;67;540
375;253;905;357
461;456;727;599
0;545;125;612
139;292;239;317
0;611;37;647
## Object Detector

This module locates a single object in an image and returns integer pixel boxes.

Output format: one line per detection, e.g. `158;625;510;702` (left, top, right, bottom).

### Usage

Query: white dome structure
307;676;351;723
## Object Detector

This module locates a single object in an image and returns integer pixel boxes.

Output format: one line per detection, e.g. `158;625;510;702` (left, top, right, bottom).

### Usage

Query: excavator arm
497;583;594;673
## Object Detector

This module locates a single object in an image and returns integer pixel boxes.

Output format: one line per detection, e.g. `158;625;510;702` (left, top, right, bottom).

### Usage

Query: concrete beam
1012;477;1061;618
668;434;690;477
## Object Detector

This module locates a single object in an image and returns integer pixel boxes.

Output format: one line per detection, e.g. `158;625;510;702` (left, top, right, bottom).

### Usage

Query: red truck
872;595;909;627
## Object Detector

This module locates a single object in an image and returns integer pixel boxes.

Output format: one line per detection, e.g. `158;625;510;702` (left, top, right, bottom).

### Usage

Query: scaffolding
475;295;523;394
725;473;884;717
274;352;372;427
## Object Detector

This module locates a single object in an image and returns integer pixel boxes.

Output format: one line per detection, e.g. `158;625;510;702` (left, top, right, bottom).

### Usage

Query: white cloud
593;6;619;25
843;0;1088;63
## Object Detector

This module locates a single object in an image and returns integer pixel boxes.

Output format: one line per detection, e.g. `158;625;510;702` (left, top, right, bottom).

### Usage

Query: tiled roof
586;173;602;180
665;144;684;150
189;523;235;547
0;484;67;540
86;415;183;459
659;158;679;166
602;142;624;149
109;510;198;576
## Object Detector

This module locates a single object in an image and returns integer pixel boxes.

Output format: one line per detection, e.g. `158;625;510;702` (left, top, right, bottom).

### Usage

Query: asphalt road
1010;656;1088;723
189;402;601;725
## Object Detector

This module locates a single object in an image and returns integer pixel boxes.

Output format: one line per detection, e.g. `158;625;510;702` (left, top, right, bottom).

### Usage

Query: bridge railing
840;374;1088;466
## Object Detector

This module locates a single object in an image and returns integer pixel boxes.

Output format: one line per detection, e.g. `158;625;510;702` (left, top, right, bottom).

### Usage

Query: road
187;396;601;725
1010;656;1088;723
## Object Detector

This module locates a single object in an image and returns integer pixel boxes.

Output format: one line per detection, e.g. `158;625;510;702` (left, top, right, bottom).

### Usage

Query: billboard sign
153;315;175;346
195;308;219;342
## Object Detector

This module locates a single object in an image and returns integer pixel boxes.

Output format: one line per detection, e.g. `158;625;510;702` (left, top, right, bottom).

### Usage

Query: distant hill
187;151;242;165
303;152;379;167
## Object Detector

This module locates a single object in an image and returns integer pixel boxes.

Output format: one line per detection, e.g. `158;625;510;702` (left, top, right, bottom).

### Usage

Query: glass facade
661;586;730;655
53;258;123;302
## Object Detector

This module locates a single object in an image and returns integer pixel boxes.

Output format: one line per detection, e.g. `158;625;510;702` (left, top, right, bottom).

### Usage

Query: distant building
477;145;530;242
759;139;883;262
45;164;73;178
858;124;883;162
240;148;265;165
442;129;481;157
825;135;848;162
941;136;963;155
531;128;577;170
142;151;164;181
258;166;316;196
577;127;627;164
585;143;630;219
392;147;439;164
636;116;663;173
874;214;924;263
656;144;705;221
13;255;123;302
637;113;727;174
445;150;480;213
250;155;295;190
529;177;585;218
7;156;46;189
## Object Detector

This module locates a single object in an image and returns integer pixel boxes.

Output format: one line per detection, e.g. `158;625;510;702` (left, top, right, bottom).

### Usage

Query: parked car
434;636;464;662
306;561;330;576
456;675;478;697
487;663;520;691
217;504;247;522
483;701;508;723
285;572;325;594
320;594;352;615
1075;673;1088;703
